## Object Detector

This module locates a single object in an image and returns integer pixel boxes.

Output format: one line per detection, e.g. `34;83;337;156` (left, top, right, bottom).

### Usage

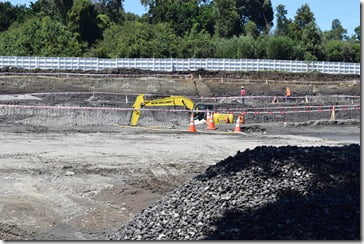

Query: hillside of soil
0;69;359;96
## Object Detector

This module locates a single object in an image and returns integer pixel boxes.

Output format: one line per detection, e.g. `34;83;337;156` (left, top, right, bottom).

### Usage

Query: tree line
0;0;360;62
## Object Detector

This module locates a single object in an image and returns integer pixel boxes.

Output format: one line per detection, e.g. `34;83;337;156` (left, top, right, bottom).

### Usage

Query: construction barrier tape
112;124;248;135
0;104;360;115
0;91;154;97
0;92;359;100
212;104;360;112
192;94;360;100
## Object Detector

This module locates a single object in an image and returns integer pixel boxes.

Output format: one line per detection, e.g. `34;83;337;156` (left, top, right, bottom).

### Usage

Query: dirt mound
110;144;360;240
192;69;359;81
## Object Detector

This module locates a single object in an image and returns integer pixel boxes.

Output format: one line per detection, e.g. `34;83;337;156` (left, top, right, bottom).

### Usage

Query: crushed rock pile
109;144;360;240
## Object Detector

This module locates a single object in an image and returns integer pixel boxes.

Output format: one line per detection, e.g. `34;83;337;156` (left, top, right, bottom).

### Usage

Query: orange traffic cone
240;113;245;124
234;115;241;132
205;111;210;125
188;113;197;132
206;112;217;130
226;116;230;123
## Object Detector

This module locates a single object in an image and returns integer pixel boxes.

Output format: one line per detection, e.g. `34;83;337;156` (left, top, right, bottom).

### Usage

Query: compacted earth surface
0;70;360;240
0;122;360;240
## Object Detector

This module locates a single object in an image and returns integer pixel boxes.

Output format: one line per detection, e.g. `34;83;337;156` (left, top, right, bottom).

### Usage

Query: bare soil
0;70;360;240
0;69;359;96
0;122;359;240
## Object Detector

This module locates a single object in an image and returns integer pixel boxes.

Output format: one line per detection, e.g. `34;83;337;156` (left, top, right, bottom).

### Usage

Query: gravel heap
109;144;360;240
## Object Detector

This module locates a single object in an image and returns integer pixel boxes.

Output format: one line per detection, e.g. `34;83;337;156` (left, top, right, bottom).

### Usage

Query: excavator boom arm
129;94;146;126
129;94;195;126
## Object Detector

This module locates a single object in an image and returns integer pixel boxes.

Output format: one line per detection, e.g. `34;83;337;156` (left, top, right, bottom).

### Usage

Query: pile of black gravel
109;144;360;240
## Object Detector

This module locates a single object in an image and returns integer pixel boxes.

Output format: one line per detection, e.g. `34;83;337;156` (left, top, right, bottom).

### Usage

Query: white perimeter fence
0;56;360;75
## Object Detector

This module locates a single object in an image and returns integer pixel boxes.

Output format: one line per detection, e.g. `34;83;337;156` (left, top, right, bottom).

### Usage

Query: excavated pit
0;70;360;240
0;92;360;129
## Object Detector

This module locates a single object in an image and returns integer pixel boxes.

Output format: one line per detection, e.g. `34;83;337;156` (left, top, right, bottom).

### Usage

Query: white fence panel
0;56;360;75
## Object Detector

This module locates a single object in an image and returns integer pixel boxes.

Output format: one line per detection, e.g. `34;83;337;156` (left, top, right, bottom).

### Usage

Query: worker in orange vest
285;87;291;103
286;87;291;96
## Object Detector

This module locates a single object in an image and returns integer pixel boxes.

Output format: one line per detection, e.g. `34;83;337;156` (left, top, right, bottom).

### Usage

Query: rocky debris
0;223;30;240
109;144;360;240
291;119;360;127
86;95;100;102
65;171;75;176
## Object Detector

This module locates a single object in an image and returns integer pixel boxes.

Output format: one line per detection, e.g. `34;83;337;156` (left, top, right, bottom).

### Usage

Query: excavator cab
194;103;234;124
194;103;214;121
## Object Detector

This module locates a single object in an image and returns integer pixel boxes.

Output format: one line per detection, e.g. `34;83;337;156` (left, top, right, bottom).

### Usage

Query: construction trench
0;70;360;240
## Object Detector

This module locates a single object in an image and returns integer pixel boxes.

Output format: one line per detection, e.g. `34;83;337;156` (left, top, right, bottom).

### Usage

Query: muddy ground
0;70;360;240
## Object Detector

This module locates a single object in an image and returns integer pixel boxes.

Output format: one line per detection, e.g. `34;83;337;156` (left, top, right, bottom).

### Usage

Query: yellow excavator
129;94;234;126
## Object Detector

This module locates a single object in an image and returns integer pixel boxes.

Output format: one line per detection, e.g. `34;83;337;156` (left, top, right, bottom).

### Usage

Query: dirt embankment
0;69;359;96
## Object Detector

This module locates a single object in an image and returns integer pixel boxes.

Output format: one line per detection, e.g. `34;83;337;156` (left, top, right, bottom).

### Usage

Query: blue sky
5;0;360;35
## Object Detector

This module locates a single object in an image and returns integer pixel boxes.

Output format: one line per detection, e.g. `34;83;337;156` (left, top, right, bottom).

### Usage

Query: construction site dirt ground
0;122;360;240
0;71;360;240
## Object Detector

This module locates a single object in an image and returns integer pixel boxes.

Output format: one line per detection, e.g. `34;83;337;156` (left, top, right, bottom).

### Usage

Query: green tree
141;0;200;36
0;16;84;56
294;3;314;29
124;12;141;22
54;0;73;24
29;0;58;18
194;1;215;35
148;23;180;57
94;0;125;24
236;35;261;58
352;41;360;62
244;20;258;38
98;21;179;58
327;19;347;40
0;2;27;32
237;0;274;34
213;37;239;58
274;4;290;35
214;35;263;59
323;40;343;61
213;0;240;37
67;0;102;45
286;4;321;60
266;36;295;59
98;22;146;58
323;40;359;62
353;25;360;40
342;41;359;62
180;29;215;58
300;22;322;60
96;14;111;30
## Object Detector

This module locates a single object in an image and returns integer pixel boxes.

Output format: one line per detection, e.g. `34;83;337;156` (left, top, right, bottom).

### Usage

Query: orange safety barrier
206;112;217;130
187;113;197;132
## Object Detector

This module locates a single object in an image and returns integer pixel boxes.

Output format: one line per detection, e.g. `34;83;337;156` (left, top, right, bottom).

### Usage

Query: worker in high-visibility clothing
285;87;291;103
286;87;291;96
240;86;246;104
